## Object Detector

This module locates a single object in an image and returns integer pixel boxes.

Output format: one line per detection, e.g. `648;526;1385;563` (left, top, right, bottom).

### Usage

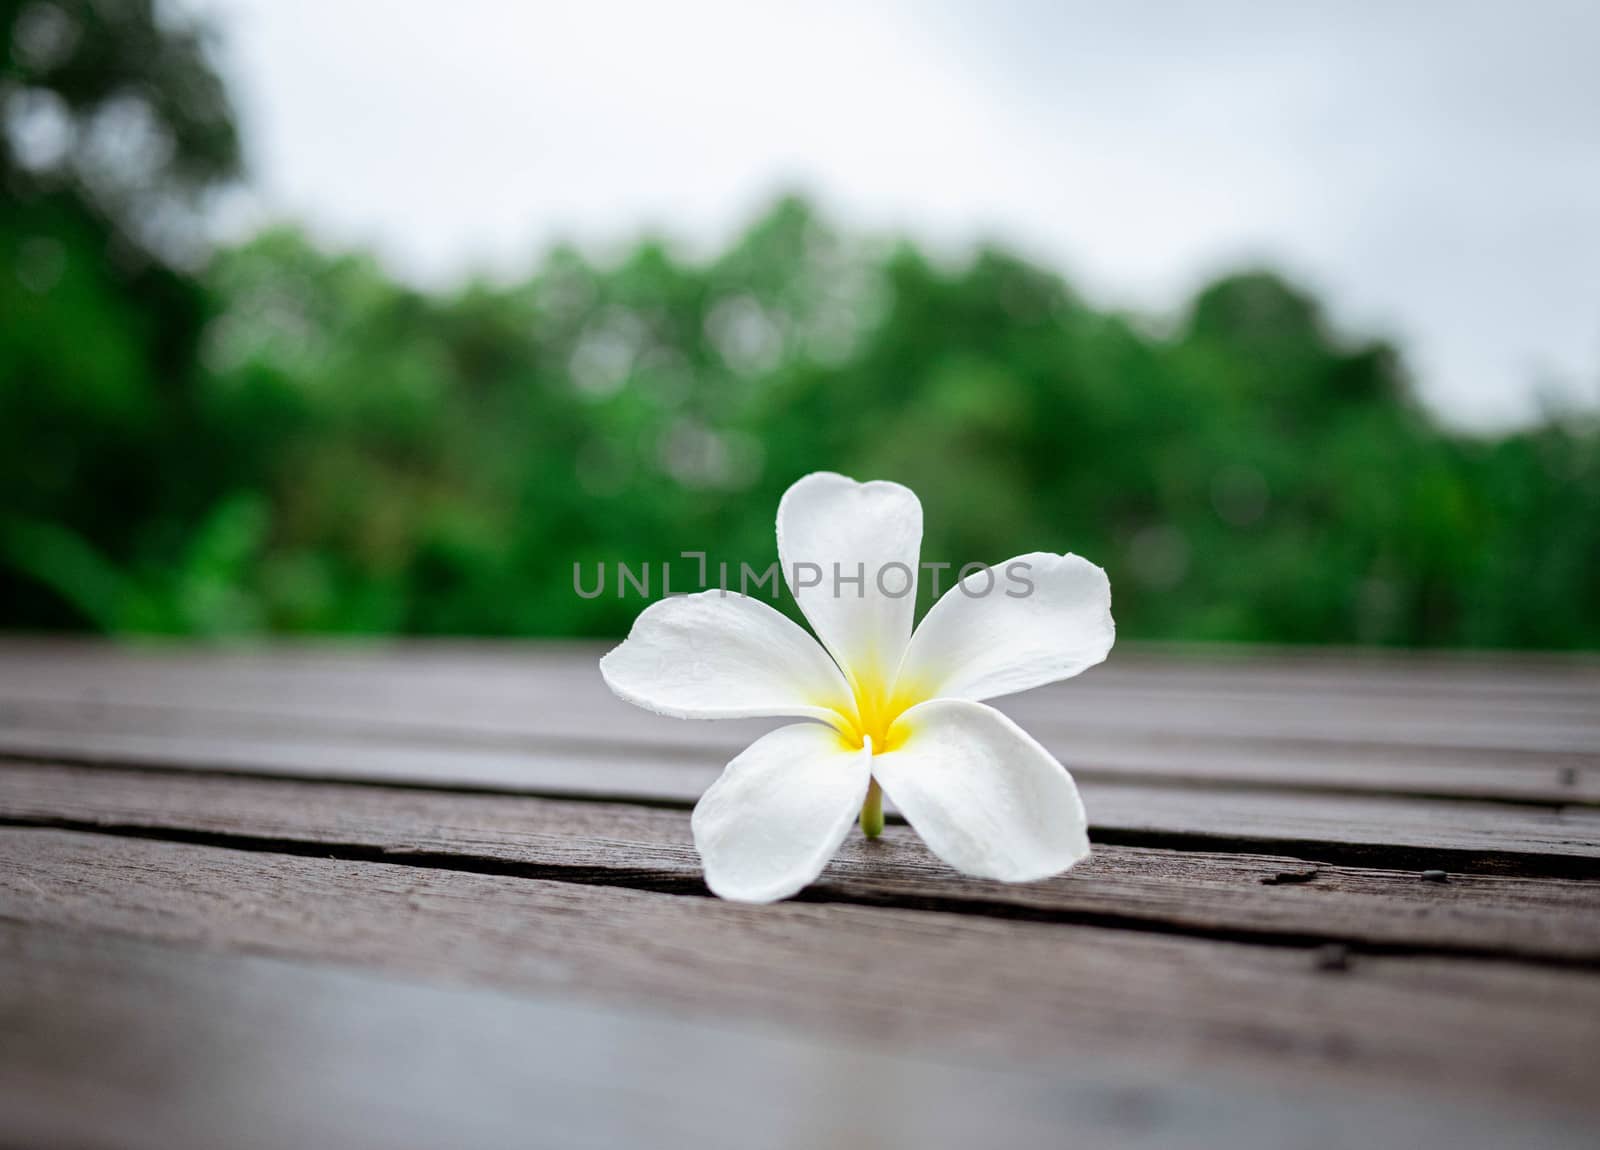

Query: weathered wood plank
9;664;1597;751
5;637;1595;698
3;642;1595;746
2;761;1595;962
1;641;1593;807
2;692;1594;805
6;924;1590;1150
5;827;1599;1116
2;731;1594;873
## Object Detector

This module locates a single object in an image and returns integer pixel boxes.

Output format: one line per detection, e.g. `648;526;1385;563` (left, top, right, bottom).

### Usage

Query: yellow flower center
835;670;920;754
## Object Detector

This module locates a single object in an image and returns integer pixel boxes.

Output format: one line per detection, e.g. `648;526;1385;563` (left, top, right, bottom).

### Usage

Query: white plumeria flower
600;472;1115;903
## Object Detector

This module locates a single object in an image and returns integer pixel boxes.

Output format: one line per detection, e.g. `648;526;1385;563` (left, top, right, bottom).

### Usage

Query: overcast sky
196;0;1599;429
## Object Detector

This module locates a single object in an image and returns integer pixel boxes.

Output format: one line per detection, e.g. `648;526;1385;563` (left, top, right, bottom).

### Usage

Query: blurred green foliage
3;3;1597;646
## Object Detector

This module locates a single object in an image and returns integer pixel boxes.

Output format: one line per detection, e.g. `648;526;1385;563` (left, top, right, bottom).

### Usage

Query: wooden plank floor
1;640;1597;1148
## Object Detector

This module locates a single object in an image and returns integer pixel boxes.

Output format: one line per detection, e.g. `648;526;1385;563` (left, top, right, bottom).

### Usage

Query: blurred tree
2;13;1596;648
1;0;240;629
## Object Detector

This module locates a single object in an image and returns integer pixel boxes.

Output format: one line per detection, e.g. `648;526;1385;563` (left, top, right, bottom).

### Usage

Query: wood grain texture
6;660;1595;753
2;693;1593;806
3;761;1597;964
7;923;1591;1150
5;826;1600;1120
2;729;1594;874
4;640;1599;1147
1;641;1594;805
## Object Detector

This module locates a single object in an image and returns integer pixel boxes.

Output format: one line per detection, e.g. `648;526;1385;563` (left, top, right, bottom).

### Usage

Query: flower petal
600;591;853;721
776;472;923;687
895;552;1113;703
692;722;873;902
874;698;1090;882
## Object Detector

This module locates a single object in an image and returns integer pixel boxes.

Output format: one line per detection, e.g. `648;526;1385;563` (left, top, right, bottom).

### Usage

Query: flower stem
859;778;884;839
